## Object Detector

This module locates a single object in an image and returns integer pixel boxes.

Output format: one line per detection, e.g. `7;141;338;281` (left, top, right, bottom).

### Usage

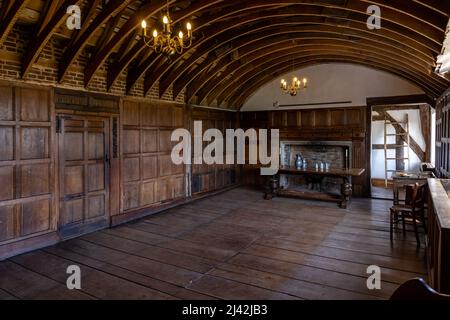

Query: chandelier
280;76;308;96
141;0;193;55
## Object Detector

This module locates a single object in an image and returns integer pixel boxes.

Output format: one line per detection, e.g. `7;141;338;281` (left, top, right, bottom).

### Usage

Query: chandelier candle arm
280;76;309;96
140;3;193;56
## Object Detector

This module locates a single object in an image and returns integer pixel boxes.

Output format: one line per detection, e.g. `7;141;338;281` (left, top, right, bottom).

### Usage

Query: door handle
105;153;110;164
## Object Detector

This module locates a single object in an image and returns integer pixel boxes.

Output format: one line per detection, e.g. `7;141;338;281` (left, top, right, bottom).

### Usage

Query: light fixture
280;57;308;96
281;76;308;96
141;0;193;55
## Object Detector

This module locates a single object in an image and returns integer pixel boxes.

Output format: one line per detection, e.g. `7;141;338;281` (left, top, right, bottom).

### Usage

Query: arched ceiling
1;0;450;110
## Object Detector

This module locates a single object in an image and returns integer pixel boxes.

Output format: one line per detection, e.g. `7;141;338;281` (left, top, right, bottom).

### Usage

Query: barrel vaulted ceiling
0;0;449;109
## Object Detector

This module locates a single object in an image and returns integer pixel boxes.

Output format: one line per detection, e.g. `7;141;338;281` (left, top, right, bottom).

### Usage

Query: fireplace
280;141;353;195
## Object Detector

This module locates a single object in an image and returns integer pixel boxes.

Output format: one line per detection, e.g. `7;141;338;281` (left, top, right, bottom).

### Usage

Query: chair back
391;278;450;300
411;183;426;212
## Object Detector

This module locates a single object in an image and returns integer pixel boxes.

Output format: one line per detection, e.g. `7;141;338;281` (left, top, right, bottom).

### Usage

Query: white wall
371;109;426;180
242;63;424;111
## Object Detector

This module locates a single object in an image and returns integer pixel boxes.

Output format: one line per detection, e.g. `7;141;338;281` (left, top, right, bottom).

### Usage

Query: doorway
57;114;111;238
369;103;434;199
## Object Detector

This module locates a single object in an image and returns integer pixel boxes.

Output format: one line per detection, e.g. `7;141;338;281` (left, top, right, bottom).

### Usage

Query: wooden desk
392;172;434;205
264;166;365;209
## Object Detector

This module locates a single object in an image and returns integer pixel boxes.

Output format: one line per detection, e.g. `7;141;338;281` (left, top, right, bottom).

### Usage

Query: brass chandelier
141;0;193;55
280;76;308;96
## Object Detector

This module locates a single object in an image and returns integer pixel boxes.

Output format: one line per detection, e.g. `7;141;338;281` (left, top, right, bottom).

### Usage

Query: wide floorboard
0;188;427;300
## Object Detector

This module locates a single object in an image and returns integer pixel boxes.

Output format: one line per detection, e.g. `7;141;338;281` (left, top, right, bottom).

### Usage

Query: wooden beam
58;0;132;82
22;0;83;78
107;0;225;91
368;95;435;107
0;0;29;48
373;105;422;112
419;104;432;162
83;1;176;87
207;43;443;106
148;1;445;98
187;33;435;104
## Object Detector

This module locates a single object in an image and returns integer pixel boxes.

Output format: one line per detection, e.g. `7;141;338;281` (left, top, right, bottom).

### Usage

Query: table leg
264;176;279;200
340;179;352;209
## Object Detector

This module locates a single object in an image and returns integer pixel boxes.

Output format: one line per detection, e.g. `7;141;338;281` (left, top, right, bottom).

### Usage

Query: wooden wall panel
120;99;186;214
0;84;56;255
240;107;368;196
436;90;450;178
190;107;238;196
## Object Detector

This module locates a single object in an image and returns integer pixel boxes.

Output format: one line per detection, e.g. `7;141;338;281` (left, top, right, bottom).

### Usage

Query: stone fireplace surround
280;141;353;194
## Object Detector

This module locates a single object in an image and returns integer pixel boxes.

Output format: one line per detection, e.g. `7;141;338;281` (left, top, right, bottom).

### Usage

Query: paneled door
58;114;111;238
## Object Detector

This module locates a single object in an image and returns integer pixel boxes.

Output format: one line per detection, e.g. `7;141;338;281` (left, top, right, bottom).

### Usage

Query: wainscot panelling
119;98;187;218
190;107;239;196
436;90;450;178
0;83;57;259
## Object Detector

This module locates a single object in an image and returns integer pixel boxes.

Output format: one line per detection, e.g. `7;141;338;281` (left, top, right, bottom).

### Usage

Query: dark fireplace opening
280;141;352;195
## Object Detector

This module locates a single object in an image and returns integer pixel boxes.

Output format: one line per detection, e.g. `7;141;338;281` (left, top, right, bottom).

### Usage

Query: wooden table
392;172;435;205
264;166;365;209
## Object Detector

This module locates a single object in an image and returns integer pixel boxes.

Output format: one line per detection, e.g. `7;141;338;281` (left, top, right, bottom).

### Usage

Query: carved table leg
340;179;353;209
264;176;279;200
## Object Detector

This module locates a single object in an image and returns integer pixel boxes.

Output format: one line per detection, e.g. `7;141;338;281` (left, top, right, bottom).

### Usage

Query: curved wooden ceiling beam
199;41;443;106
148;1;443;98
157;4;443;99
217;50;443;107
180;15;440;103
126;1;285;94
191;35;437;105
21;0;83;78
0;0;29;47
58;0;134;82
178;19;440;102
154;20;437;100
360;0;447;31
83;0;180;87
227;57;439;109
412;0;450;16
106;0;228;91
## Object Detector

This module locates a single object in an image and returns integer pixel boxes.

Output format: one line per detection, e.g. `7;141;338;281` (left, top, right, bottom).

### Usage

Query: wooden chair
391;278;450;300
390;183;427;246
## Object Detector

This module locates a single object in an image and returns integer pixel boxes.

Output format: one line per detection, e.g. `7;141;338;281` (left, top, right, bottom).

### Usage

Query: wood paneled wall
240;107;369;196
0;83;243;259
191;108;238;196
436;90;450;178
120;99;186;215
0;84;57;257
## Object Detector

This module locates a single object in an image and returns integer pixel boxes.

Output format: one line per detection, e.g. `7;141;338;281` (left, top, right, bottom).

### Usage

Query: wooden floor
0;188;427;300
371;186;394;200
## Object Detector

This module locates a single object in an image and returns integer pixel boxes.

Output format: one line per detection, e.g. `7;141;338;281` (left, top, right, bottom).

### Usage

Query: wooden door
58;114;111;238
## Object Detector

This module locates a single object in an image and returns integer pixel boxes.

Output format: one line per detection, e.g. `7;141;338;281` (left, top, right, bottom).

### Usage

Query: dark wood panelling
55;88;119;114
436;90;450;178
190;107;238;196
240;107;368;196
0;84;56;259
120;99;186;214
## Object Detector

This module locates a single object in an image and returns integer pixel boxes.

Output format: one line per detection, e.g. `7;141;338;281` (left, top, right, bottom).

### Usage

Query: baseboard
0;232;60;261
